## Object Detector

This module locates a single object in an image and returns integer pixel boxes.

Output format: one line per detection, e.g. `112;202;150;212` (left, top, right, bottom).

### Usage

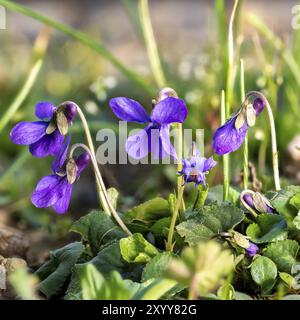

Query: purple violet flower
242;192;274;214
31;137;90;214
212;97;265;155
109;90;188;160
178;146;217;187
10;102;77;158
245;242;259;257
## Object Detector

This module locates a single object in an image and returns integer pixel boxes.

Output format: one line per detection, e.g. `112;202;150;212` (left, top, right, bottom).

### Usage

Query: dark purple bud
76;152;91;175
64;102;78;122
245;242;259;257
242;192;274;214
243;193;254;208
253;97;265;116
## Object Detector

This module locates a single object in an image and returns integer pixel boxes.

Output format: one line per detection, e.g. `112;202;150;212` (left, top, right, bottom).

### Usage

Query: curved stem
68;102;110;215
166;186;184;252
246;92;281;191
69;144;132;236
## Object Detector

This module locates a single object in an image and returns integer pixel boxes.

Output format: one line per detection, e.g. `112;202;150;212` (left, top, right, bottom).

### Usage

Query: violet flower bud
242;191;274;214
64;102;78;122
245;242;259;257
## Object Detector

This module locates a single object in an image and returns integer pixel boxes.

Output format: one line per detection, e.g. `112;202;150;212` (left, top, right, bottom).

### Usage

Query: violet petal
150;97;188;124
10;121;48;145
35;102;56;120
29;130;64;158
212;116;248;155
109;97;150;123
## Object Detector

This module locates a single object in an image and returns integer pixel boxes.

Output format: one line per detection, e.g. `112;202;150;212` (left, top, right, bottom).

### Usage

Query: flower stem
177;123;185;213
223;0;239;201
246;92;281;191
240;59;248;190
166;186;184;252
72;103;111;215
138;0;166;88
221;90;229;201
69;143;132;236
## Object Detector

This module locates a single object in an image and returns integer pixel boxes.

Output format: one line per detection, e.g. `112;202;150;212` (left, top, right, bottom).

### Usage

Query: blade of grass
138;0;167;88
240;58;248;189
247;13;300;87
0;27;50;134
122;0;144;41
221;90;229;201
0;0;155;95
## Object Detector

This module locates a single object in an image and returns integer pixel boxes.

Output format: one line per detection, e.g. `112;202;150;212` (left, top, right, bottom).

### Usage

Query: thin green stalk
240;59;248;189
177;123;185;213
138;0;166;88
73;103;111;215
0;59;42;133
166;186;184;252
247;13;300;87
246;92;281;191
221;90;229;201
69;144;132;236
0;28;50;133
225;0;239;118
0;0;154;95
223;0;239;201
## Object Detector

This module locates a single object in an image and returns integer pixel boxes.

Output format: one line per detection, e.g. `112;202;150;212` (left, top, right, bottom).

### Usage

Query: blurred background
0;0;300;265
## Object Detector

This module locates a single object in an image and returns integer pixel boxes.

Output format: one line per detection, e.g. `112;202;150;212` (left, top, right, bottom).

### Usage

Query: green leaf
81;265;131;300
217;283;235;300
142;252;176;281
271;186;300;231
207;185;240;205
250;256;277;294
132;279;177;300
166;241;234;296
176;203;244;245
107;188;119;210
234;292;253;300
293;213;300;230
65;241;143;299
279;272;294;289
290;192;300;211
35;242;84;298
246;214;288;244
70;211;126;254
263;240;299;273
120;233;158;263
150;217;170;237
123;197;170;224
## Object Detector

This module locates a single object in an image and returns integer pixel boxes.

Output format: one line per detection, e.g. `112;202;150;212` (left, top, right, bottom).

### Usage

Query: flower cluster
109;88;187;160
10;101;91;214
